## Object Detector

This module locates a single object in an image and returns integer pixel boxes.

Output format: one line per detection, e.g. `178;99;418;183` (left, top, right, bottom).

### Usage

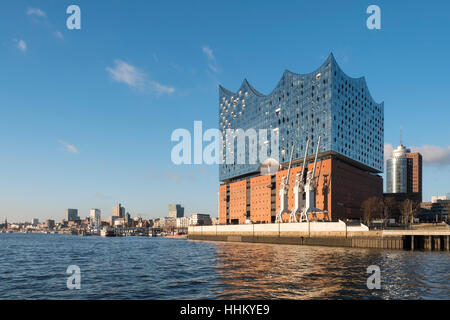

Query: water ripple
0;234;449;299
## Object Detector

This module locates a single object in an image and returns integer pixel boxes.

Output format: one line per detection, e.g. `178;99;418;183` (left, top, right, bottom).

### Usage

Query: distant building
386;144;409;193
176;217;190;228
133;216;152;228
189;213;212;226
386;144;422;202
114;218;125;227
159;217;176;229
32;218;39;226
67;220;80;227
45;219;55;229
421;196;450;222
125;212;132;227
113;203;125;219
66;209;79;222
109;216;118;226
90;209;101;228
432;195;448;202
169;204;184;219
406;152;422;198
0;218;7;230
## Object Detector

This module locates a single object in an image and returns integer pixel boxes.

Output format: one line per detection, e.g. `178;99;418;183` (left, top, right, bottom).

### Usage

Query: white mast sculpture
275;144;294;223
289;139;310;223
299;136;324;222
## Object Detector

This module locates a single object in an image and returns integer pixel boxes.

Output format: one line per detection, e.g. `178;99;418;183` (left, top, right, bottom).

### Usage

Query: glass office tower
386;144;410;193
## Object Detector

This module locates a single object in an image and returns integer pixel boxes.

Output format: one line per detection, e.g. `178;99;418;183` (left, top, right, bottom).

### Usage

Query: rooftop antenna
400;126;403;146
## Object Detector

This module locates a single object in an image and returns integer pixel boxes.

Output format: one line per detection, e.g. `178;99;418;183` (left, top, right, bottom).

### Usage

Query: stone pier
189;224;450;251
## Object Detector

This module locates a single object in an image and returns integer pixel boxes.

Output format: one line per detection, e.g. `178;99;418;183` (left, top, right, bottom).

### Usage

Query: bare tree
361;197;384;225
384;197;397;222
400;199;410;224
400;199;419;225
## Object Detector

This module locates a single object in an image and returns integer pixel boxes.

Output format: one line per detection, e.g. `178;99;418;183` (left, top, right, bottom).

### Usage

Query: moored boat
100;227;115;237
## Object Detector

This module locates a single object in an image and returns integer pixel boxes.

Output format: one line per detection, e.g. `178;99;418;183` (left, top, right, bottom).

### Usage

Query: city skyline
1;203;199;224
1;1;450;221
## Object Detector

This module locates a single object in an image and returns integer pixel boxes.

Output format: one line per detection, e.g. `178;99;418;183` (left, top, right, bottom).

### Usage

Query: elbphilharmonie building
218;54;384;224
219;53;383;182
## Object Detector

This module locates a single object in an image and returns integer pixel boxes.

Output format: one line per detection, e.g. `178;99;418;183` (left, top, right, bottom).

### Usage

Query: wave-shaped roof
219;53;382;105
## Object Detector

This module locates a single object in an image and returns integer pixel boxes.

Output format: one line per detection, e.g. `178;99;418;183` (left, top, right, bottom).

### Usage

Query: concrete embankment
188;222;450;251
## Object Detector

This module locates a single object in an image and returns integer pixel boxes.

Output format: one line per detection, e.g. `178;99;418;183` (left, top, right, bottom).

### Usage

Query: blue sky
1;0;449;222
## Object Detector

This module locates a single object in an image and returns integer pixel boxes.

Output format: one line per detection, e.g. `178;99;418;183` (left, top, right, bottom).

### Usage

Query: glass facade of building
219;54;384;181
386;144;410;193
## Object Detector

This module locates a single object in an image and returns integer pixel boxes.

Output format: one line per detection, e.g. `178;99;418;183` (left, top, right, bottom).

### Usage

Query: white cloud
170;62;183;72
150;80;175;94
384;143;394;162
106;59;174;95
15;39;27;52
410;145;450;166
26;7;46;18
53;31;63;39
202;45;214;61
202;45;219;73
58;140;79;154
385;142;450;166
106;60;145;88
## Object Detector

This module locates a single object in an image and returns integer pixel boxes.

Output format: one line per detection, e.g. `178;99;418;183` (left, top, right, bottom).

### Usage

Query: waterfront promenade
188;222;450;251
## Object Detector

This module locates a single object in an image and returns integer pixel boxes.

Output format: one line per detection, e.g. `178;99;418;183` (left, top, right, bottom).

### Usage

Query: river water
0;234;448;299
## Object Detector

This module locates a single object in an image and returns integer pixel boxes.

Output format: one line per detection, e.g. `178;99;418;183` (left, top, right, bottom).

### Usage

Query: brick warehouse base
219;157;383;224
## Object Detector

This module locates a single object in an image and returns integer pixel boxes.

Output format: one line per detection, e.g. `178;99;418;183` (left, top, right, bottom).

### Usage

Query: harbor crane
299;135;324;222
275;144;294;223
289;139;310;223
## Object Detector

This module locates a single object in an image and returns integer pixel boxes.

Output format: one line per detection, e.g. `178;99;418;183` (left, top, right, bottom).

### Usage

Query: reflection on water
212;241;450;299
0;234;449;299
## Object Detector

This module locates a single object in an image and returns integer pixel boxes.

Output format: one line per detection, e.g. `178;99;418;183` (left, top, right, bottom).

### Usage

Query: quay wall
189;221;367;238
188;222;450;251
